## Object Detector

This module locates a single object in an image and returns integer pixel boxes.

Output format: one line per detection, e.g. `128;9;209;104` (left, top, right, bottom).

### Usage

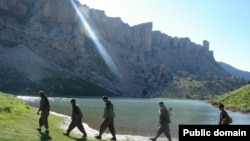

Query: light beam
71;0;120;78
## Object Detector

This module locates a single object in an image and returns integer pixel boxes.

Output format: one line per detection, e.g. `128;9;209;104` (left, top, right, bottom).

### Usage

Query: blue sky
78;0;250;72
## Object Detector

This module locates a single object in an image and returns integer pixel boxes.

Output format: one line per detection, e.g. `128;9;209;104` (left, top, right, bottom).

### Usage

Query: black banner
179;125;250;141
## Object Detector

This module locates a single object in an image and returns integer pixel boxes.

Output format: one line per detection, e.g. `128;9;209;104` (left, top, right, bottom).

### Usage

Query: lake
17;96;250;138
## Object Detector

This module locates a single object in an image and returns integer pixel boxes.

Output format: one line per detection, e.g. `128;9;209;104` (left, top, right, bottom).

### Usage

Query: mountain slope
207;84;250;113
0;0;246;98
219;62;250;81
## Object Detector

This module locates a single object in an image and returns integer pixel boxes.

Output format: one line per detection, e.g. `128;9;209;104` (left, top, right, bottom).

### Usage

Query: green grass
1;84;249;141
0;92;101;141
207;84;250;112
161;78;213;99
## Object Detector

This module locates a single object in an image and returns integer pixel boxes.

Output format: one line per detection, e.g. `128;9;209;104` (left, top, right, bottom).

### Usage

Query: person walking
36;91;50;134
95;96;116;141
63;99;87;138
218;104;230;125
150;101;172;141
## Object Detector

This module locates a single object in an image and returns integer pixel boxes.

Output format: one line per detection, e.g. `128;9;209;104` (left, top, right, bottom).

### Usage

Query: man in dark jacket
150;101;172;141
95;96;116;141
36;91;50;134
218;104;230;125
63;99;87;138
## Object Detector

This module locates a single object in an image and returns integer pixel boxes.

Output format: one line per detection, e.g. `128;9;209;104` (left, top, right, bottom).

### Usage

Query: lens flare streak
71;0;120;77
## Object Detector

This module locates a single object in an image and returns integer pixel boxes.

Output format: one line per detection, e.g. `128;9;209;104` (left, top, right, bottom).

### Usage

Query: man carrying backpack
218;104;232;125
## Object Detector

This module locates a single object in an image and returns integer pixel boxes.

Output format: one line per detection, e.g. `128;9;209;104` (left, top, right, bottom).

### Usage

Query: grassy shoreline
206;84;250;113
0;92;99;141
2;84;249;141
1;92;179;141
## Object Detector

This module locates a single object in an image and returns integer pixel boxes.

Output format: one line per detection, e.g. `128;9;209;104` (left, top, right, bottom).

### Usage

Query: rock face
0;0;246;98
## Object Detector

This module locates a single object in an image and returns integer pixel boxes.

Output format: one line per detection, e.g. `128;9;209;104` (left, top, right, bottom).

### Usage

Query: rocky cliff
0;0;246;98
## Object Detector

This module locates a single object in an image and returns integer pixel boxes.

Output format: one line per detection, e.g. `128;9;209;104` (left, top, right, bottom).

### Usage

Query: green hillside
207;84;250;113
0;92;98;141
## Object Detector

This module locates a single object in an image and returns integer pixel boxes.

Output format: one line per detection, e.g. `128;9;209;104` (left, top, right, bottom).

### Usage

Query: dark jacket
219;110;230;125
159;105;171;124
39;97;50;112
103;101;115;118
72;104;82;120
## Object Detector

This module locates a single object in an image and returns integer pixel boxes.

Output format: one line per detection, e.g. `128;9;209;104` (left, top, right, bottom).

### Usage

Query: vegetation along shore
0;92;180;141
206;84;250;113
0;92;105;141
0;84;249;140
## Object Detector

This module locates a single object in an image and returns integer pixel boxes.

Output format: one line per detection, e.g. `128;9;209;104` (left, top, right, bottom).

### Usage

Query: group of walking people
62;95;117;140
36;91;117;140
36;90;231;141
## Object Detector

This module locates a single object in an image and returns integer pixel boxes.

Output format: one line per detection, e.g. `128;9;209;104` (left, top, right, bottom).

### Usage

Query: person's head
70;99;76;105
39;91;46;98
158;101;164;107
102;95;108;103
219;104;224;111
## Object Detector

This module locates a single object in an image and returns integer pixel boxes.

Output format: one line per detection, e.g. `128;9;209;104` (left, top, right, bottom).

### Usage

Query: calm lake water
17;96;250;138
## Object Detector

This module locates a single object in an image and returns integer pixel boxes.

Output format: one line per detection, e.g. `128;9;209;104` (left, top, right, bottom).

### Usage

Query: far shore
51;111;178;141
16;94;249;114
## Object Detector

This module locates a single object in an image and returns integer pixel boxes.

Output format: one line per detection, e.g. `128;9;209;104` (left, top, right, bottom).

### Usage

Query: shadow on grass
39;132;52;141
62;134;106;141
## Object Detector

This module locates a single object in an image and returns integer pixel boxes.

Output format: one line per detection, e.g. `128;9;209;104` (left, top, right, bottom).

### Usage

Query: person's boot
149;137;156;141
36;128;41;132
82;133;87;138
94;135;101;139
63;132;69;136
45;130;49;134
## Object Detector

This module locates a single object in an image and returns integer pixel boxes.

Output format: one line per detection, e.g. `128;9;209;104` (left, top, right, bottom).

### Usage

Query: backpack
228;117;233;123
222;117;233;124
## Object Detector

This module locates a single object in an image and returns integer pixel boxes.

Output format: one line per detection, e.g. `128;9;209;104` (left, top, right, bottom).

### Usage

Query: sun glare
70;0;120;78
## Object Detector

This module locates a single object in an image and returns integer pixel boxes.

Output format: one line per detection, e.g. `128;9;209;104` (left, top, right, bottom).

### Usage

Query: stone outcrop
0;0;246;98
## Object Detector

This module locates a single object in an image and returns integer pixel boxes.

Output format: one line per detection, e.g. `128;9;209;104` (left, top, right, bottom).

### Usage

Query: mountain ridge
219;62;250;81
0;0;246;99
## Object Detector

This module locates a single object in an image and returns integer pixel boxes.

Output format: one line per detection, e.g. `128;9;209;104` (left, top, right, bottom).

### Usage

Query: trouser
154;122;172;141
67;116;87;135
39;110;49;129
99;117;116;138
